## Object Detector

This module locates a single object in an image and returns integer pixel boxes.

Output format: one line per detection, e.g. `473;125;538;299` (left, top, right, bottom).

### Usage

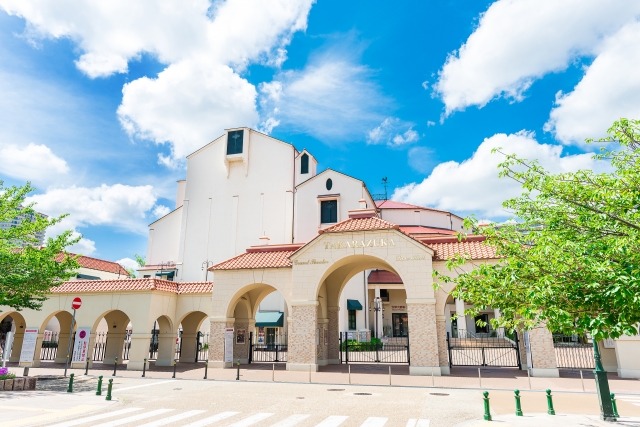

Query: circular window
326;178;333;191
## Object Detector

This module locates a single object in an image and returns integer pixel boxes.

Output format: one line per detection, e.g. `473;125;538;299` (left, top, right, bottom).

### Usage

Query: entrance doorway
392;313;408;337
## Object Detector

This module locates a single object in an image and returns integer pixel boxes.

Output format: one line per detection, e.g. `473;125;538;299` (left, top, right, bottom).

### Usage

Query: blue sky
1;0;639;268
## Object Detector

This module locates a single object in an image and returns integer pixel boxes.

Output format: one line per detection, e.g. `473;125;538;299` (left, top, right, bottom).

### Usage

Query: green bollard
67;373;74;393
546;389;556;415
514;389;523;416
105;378;113;401
96;375;103;395
611;393;620;418
483;391;492;421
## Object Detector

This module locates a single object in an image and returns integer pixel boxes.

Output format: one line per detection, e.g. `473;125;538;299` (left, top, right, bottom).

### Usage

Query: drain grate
429;393;449;396
353;393;372;396
173;388;182;390
327;389;345;391
296;397;305;399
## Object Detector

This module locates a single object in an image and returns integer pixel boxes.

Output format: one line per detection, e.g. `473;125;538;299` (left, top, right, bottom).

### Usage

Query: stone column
9;331;24;363
407;301;441;375
156;332;178;366
18;331;43;368
528;326;559;377
179;332;198;363
287;302;318;372
317;318;329;366
614;331;640;378
233;319;250;364
55;332;72;364
327;307;340;364
127;334;152;370
436;314;450;375
455;298;466;336
103;333;126;365
208;318;234;368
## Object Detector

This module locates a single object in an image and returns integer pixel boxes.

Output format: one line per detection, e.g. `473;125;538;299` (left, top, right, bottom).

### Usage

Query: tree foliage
0;182;80;311
434;119;640;341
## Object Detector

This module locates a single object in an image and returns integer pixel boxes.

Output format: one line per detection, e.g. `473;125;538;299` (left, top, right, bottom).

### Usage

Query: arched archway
91;309;132;365
0;311;26;363
39;310;75;364
176;311;209;363
148;315;174;366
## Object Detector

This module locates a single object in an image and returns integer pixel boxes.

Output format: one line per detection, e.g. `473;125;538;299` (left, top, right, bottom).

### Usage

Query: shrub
0;367;16;380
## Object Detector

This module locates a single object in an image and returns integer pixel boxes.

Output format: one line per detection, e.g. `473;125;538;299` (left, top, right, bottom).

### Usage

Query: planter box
24;377;37;390
0;380;3;390
3;379;13;390
12;378;24;391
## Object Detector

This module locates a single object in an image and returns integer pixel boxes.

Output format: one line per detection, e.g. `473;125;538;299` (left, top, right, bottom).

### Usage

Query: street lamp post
593;340;616;421
369;297;384;339
202;261;214;281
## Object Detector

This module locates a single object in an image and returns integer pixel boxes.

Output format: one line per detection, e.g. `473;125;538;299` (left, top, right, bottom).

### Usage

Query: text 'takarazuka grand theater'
2;128;639;378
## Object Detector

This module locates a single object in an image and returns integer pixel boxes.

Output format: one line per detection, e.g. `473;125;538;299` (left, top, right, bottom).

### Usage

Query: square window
227;130;244;155
320;200;337;224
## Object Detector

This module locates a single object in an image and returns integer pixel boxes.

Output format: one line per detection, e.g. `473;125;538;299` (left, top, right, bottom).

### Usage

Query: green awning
347;299;363;310
255;312;284;327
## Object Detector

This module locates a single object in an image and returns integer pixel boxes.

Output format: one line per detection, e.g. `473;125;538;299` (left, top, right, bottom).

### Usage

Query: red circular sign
71;297;82;310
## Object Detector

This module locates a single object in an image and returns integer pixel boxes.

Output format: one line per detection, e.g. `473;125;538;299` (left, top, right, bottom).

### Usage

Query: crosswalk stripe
314;416;349;427
136;410;208;427
181;412;240;427
360;417;387;426
46;408;144;427
269;414;311;427
406;420;430;427
91;409;174;427
227;413;275;427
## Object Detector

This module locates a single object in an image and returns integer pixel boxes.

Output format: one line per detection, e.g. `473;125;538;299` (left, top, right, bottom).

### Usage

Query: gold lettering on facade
323;238;397;250
396;254;426;261
294;259;330;265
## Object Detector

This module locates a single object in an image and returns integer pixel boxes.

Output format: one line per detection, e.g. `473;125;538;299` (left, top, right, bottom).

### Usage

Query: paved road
2;376;640;427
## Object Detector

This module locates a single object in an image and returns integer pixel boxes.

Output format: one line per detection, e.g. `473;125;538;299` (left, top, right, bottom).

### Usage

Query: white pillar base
409;366;442;376
155;358;174;367
440;366;450;375
530;367;560;377
286;363;318;372
618;368;640;379
209;361;232;369
126;360;150;370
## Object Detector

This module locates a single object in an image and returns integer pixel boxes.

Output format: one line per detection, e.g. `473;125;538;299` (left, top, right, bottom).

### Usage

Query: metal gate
339;333;409;364
249;331;288;363
196;332;209;362
40;332;60;361
447;331;521;368
553;334;595;369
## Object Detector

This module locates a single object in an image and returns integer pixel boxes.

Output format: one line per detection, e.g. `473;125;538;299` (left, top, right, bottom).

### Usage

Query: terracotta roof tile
55;253;130;276
423;238;498;261
50;278;212;294
211;250;295;271
319;217;399;234
399;226;457;236
368;270;403;284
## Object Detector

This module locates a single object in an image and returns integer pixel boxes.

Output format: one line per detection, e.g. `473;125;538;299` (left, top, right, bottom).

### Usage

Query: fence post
483;391;492;421
96;375;103;395
514;390;523;416
514;331;522;370
249;332;253;364
446;332;452;369
204;360;208;380
546;389;556;415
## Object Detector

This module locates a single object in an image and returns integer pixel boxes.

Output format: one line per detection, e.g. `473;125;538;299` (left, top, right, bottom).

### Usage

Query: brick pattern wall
317;319;328;362
407;303;439;367
233;321;250;361
436;318;449;367
209;320;233;362
288;305;317;365
327;308;340;361
529;326;558;369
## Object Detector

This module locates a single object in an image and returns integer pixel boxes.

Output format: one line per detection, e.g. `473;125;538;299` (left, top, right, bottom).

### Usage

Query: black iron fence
196;332;209;362
92;332;108;361
249;331;288;363
339;333;409;364
447;331;521;368
553;334;595;369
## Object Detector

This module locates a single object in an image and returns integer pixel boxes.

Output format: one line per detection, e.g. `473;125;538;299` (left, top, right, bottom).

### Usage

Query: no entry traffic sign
71;297;82;310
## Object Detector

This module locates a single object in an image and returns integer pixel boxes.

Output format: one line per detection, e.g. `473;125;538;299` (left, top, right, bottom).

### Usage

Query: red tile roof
50;278;212;294
422;237;498;261
318;217;399;234
375;200;426;210
399;226;457;236
368;270;403;284
55;253;130;276
211;250;296;270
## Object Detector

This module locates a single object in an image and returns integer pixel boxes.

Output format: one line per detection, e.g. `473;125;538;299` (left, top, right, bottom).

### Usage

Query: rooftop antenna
382;177;388;201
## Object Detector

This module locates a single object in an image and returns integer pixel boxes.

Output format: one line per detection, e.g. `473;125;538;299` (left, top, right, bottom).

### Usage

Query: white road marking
136;410;207;427
269;415;311;427
227;413;275;427
405;420;429;427
360;417;387;426
181;411;240;427
114;380;177;391
91;409;174;427
314;416;349;427
46;408;144;427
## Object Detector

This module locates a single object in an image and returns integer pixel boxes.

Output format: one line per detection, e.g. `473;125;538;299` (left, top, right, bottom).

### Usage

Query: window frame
226;130;244;155
320;199;338;224
348;310;357;330
300;153;309;174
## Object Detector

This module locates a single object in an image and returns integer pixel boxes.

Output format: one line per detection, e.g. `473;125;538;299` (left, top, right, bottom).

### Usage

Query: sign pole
64;308;76;377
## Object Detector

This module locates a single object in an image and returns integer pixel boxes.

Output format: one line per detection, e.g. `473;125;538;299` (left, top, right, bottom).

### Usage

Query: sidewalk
456;414;640;426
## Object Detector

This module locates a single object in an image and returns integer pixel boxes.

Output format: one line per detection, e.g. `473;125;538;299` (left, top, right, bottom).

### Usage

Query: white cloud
367;118;418;147
67;232;96;256
259;56;390;143
434;0;640;116
393;132;610;218
407;146;433;174
152;205;170;218
1;0;315;163
0;142;68;183
26;183;158;235
116;257;138;272
545;22;640;144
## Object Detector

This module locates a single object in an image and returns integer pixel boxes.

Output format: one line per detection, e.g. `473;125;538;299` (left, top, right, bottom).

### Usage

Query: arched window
300;153;309;174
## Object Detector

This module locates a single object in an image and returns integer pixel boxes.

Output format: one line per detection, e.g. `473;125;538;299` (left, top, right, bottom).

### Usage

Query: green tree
134;253;146;267
0;182;80;311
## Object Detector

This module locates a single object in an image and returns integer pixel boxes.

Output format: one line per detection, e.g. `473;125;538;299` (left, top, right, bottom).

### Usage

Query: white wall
147;206;182;267
339;272;368;332
380;208;464;231
295;150;318;186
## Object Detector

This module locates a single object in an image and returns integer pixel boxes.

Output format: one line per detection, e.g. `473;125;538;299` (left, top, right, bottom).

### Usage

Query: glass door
392;313;408;337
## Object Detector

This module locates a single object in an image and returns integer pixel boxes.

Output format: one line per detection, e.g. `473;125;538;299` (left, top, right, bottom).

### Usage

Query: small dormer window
301;153;309;174
227;130;243;155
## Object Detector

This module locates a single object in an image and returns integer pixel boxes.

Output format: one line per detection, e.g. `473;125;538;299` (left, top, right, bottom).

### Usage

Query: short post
67;373;74;393
389;366;391;386
580;370;585;392
514;389;523;416
23;367;29;377
610;393;620;418
272;363;275;382
204;360;208;380
483;391;492;421
106;378;113;401
236;359;240;381
113;357;118;377
478;368;482;388
546;389;556;415
142;358;147;377
172;359;177;379
348;365;351;384
96;375;103;395
527;369;531;390
85;357;90;376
